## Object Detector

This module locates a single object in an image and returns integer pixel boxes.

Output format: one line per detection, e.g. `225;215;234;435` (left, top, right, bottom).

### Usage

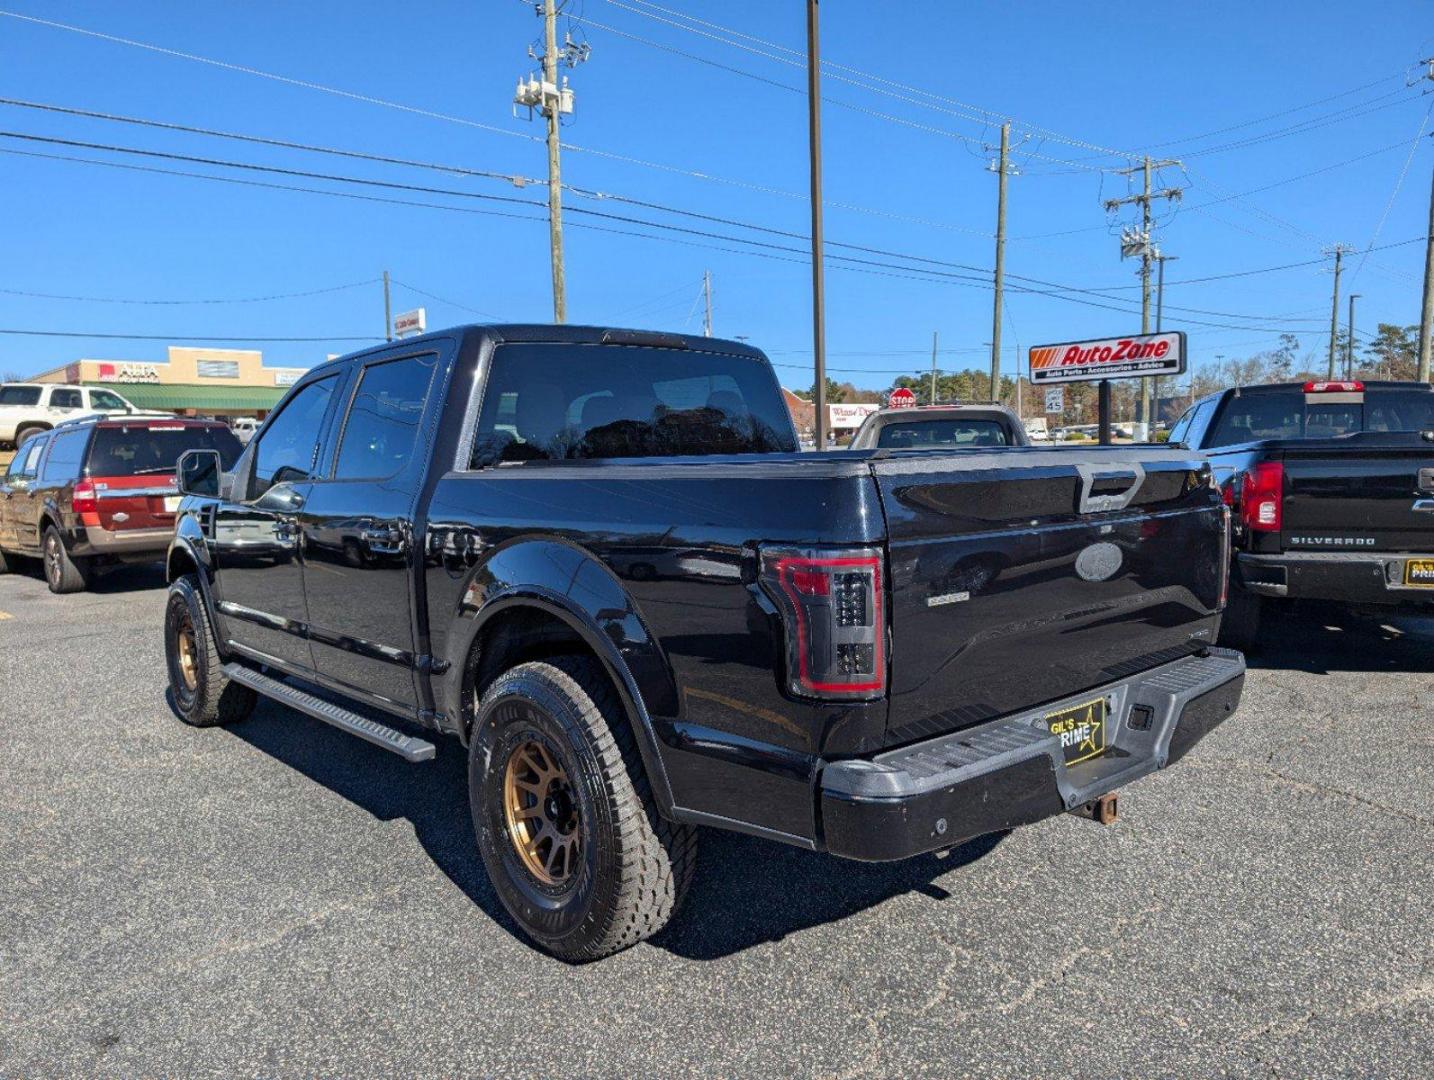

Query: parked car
847;404;1030;450
0;383;137;449
1169;379;1434;645
231;417;260;444
0;414;242;592
162;323;1243;962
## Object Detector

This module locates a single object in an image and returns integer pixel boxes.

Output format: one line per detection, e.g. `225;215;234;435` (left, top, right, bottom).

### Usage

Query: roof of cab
314;323;767;373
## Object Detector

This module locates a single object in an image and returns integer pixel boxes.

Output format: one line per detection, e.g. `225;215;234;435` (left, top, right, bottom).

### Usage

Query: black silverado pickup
1170;379;1434;644
164;324;1244;961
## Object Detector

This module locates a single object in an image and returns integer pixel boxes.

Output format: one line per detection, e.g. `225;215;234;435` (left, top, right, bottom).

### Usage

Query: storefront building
30;346;309;419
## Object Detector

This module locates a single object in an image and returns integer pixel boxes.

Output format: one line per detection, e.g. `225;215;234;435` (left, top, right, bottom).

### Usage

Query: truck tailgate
1278;435;1434;552
872;449;1224;746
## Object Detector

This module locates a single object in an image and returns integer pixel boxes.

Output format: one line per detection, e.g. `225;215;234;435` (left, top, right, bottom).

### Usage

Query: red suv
0;415;242;592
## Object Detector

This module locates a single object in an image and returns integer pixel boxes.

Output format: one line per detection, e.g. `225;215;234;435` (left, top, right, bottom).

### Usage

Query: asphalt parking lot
1;565;1430;1079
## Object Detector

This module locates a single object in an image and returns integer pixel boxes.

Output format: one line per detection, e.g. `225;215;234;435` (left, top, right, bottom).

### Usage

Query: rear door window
88;425;243;478
18;434;49;478
41;429;89;481
50;388;83;410
471;343;796;465
332;354;436;479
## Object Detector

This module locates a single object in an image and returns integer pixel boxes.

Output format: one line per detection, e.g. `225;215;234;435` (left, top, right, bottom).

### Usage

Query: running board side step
223;664;436;763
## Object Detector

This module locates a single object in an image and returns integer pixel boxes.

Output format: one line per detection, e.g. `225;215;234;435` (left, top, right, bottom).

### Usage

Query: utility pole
702;270;713;337
383;269;393;342
1324;244;1353;379
1419;143;1434;381
929;330;939;404
989;121;1011;406
513;1;588;323
1105;157;1182;438
806;0;828;449
1346;293;1361;379
1154;253;1177;429
1014;343;1023;418
1417;61;1433;381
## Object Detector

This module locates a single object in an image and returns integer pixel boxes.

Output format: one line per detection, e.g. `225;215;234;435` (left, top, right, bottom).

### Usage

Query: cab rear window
1210;388;1434;443
88;425;243;477
876;419;1010;449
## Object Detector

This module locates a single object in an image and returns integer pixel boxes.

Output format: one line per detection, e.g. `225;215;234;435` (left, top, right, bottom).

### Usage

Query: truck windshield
0;386;42;406
877;419;1009;448
1209;388;1434;443
471;343;798;464
88;425;244;477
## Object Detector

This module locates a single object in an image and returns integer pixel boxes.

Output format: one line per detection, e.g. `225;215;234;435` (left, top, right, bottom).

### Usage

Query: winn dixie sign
1029;331;1186;385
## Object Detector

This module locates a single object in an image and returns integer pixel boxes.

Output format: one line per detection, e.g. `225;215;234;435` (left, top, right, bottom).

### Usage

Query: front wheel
165;575;256;727
43;526;89;594
470;656;697;963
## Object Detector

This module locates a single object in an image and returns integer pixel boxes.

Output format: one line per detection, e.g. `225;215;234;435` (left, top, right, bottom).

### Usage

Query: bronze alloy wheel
502;738;582;886
174;608;199;693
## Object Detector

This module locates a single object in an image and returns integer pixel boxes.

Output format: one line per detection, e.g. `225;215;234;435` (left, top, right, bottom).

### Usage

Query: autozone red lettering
1061;345;1082;365
1112;340;1132;360
1154;340;1169;357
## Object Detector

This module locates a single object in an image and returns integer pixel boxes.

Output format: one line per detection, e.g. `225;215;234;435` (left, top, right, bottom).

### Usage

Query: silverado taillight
1241;462;1284;533
760;547;886;699
72;480;97;515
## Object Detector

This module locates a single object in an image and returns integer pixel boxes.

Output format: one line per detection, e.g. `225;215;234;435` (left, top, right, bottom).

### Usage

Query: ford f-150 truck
1170;379;1434;644
163;324;1244;961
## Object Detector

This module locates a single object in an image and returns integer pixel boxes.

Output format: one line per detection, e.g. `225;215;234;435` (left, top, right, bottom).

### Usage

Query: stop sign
888;387;917;408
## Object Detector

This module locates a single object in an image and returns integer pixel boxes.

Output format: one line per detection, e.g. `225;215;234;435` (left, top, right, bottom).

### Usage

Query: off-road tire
42;525;89;594
1217;578;1263;651
470;656;697;963
164;574;257;727
14;424;47;447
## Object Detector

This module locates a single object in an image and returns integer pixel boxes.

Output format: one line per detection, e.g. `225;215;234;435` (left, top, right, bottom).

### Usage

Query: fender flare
440;538;682;817
165;526;225;651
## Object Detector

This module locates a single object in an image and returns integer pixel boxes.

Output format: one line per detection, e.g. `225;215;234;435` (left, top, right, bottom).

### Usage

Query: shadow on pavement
223;696;1002;961
1247;600;1434;674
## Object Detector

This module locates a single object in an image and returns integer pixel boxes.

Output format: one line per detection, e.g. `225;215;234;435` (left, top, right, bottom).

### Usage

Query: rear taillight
760;547;886;699
1241;461;1284;533
72;480;97;515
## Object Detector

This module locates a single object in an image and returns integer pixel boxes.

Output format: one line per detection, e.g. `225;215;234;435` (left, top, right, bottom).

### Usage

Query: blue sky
1;0;1432;390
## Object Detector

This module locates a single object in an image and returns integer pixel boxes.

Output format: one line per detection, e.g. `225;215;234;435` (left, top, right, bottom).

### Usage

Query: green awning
82;382;288;412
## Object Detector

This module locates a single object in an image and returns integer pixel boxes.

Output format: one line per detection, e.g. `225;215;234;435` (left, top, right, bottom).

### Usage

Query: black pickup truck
163;324;1244;961
1170;379;1434;644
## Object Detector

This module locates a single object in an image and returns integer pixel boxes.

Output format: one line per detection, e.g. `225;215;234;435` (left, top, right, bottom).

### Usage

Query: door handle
360;527;405;555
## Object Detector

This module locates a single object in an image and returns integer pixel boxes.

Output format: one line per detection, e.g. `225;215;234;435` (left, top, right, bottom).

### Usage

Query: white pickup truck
0;383;138;448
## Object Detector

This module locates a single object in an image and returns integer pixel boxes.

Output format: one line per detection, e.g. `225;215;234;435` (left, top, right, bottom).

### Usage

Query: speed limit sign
1044;386;1064;413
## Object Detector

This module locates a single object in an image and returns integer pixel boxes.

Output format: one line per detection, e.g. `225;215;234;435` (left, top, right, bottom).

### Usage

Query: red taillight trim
1302;380;1363;393
71;479;97;515
771;553;886;696
1241;461;1284;534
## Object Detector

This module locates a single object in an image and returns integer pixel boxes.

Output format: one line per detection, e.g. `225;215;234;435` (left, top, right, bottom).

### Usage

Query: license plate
163;495;182;512
1045;697;1108;766
1405;560;1434;587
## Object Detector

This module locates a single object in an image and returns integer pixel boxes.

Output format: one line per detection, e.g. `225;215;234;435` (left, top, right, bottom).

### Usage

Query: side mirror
177;449;222;497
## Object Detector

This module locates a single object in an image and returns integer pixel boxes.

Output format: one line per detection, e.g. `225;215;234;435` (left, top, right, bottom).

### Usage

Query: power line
1350;97;1434;283
0;277;378;305
1;136;1415;338
387;279;503;320
0;328;380;342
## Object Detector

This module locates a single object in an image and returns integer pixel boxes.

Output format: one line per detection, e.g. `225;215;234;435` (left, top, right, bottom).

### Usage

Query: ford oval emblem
1075;542;1122;582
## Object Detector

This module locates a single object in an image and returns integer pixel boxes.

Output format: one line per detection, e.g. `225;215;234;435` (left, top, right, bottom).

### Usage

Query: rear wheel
14;424;47;447
470;656;697;963
42;526;89;594
165;575;256;727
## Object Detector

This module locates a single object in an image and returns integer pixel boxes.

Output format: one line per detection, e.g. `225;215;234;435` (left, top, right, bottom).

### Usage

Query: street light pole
1346;293;1361;379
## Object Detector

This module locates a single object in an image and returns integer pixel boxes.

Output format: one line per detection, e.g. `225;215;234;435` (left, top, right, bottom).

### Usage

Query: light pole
1345;293;1361;379
1154;253;1177;432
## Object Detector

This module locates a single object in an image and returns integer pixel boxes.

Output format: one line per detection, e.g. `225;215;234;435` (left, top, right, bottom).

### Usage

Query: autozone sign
1029;331;1186;384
